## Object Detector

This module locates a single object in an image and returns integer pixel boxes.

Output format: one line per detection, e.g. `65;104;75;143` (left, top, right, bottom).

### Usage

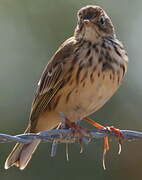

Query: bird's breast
52;62;124;121
46;39;127;122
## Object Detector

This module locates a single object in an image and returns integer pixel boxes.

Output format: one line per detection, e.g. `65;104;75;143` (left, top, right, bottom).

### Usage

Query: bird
5;5;128;170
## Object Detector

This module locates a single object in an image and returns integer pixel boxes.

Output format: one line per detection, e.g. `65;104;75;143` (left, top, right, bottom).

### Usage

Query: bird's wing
29;37;77;131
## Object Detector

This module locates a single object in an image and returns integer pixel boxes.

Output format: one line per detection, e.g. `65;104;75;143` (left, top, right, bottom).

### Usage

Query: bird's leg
84;117;123;144
65;117;91;137
84;117;123;169
60;112;87;132
59;112;86;132
83;117;106;129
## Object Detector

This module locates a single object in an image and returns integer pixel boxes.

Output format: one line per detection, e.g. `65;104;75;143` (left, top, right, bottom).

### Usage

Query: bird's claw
84;117;124;169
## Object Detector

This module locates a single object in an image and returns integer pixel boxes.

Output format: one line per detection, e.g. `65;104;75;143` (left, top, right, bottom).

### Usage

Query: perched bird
5;5;128;170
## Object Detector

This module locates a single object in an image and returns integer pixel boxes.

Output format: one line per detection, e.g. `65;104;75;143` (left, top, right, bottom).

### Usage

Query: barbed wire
1;127;142;144
1;124;142;169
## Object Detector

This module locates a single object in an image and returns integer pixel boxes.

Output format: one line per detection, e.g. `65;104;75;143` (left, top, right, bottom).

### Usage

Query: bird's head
74;5;115;42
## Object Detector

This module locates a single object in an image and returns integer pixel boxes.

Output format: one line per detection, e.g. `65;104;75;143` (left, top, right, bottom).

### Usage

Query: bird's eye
79;15;83;19
99;16;105;25
78;12;83;19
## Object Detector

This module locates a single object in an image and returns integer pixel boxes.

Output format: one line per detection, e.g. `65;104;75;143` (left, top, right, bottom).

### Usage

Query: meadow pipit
5;5;128;170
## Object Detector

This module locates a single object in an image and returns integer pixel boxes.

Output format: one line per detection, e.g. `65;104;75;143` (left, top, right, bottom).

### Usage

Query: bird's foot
106;126;123;154
84;117;123;169
59;112;91;138
65;117;92;138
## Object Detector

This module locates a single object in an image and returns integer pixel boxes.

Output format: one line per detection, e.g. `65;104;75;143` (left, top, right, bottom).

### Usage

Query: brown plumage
5;5;128;170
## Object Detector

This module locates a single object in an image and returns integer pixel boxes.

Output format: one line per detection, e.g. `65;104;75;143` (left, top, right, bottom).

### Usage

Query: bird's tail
5;139;41;170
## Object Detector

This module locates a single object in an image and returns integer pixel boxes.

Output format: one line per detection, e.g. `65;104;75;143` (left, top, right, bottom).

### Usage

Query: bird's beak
83;19;94;27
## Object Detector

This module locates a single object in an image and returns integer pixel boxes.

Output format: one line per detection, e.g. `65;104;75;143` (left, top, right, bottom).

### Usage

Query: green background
0;0;142;179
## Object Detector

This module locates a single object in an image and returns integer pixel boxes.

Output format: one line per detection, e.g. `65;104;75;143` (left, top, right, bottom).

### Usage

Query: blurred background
0;0;142;179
